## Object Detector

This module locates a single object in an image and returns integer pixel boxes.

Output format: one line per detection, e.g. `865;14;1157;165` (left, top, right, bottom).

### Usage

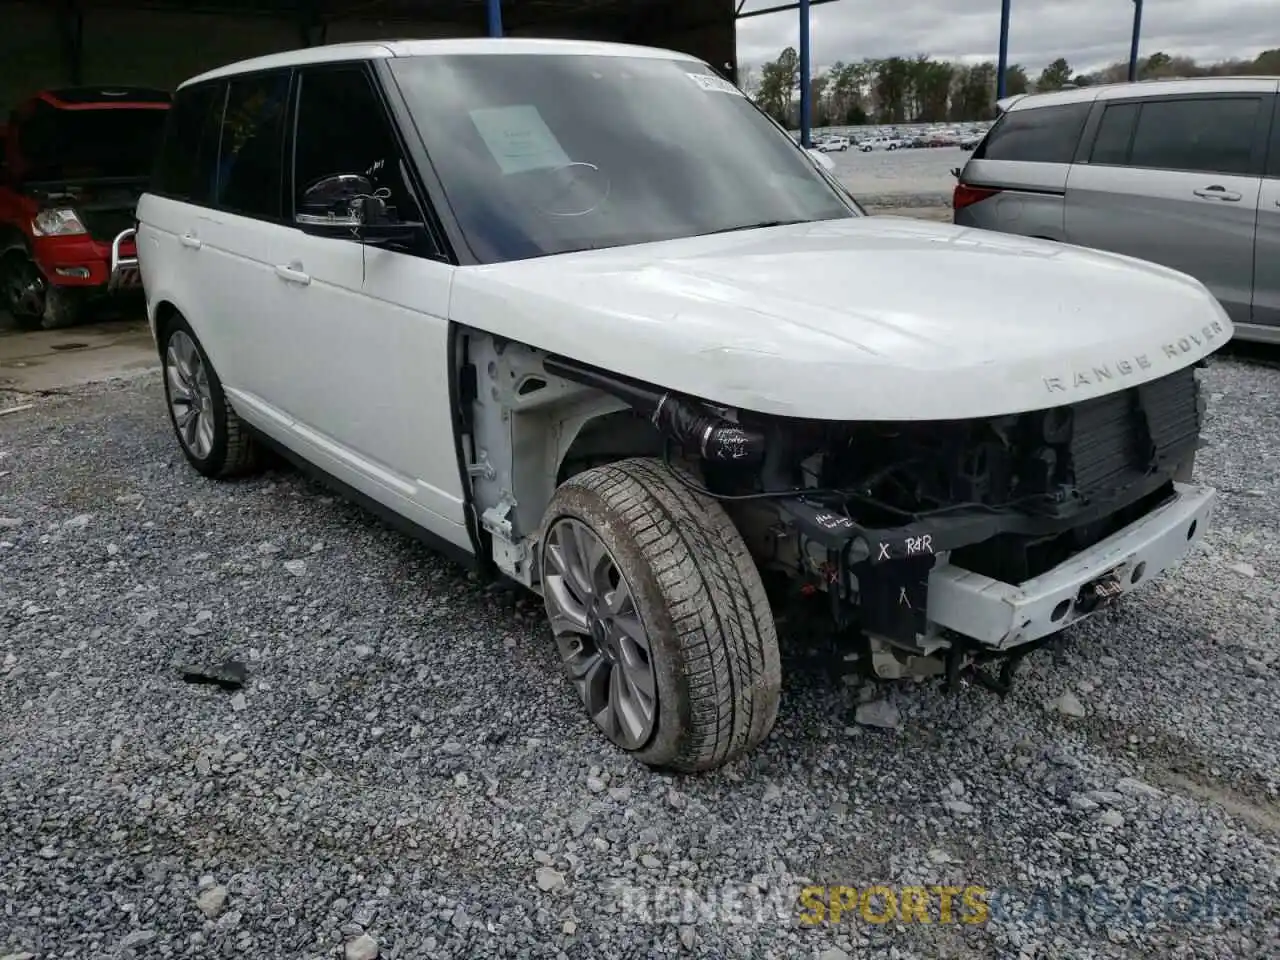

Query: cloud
736;0;1277;75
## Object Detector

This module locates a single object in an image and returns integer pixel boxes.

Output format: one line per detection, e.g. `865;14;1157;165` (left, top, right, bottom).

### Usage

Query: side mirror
807;148;835;172
295;173;421;244
295;173;373;234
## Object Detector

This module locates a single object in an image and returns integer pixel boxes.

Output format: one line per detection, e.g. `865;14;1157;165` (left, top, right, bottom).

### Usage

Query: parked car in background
0;86;168;329
140;39;1227;773
859;136;904;152
818;135;850;152
954;77;1280;345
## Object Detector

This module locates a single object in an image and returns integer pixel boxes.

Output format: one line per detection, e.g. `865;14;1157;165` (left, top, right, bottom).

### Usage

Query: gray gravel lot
831;146;966;208
1;353;1278;960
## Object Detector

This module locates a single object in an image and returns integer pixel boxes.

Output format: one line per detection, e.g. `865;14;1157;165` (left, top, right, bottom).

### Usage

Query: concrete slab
0;312;157;395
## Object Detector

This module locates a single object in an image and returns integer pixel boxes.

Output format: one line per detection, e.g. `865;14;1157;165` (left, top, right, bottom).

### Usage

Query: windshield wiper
700;218;810;237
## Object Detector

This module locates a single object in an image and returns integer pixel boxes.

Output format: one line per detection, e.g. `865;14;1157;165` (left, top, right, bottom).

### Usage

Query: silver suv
954;77;1280;345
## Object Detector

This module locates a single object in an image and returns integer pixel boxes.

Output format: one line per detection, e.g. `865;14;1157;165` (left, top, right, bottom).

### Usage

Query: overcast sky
737;0;1275;75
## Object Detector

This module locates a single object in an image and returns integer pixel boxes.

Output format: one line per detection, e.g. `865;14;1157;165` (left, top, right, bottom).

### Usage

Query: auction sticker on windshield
469;105;571;175
686;72;744;96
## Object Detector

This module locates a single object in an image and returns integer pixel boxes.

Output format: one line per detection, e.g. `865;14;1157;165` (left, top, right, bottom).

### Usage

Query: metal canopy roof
35;0;671;32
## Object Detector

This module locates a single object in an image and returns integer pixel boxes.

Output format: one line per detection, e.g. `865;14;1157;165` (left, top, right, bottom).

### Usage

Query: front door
262;62;468;547
1065;93;1269;324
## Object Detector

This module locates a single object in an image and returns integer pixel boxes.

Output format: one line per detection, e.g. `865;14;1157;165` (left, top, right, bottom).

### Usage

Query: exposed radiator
1067;366;1202;502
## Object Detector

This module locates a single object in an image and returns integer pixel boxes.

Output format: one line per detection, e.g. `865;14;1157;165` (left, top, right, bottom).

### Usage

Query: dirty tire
160;314;259;479
40;286;85;330
0;251;45;331
542;457;781;772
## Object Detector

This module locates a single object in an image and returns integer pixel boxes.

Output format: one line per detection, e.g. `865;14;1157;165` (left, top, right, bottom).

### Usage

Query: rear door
1252;93;1280;337
954;99;1091;239
1064;91;1270;323
197;69;293;394
137;81;226;345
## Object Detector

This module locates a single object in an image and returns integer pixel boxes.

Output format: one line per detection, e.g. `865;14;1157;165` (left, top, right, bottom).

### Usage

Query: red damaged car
0;86;169;329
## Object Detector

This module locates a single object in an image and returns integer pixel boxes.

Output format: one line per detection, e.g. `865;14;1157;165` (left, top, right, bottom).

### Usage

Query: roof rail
994;93;1026;113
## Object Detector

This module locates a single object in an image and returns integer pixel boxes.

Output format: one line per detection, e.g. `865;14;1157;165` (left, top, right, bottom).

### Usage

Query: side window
1127;97;1262;176
215;71;289;219
974;102;1091;163
292;66;420;223
1089;102;1138;165
151;83;224;204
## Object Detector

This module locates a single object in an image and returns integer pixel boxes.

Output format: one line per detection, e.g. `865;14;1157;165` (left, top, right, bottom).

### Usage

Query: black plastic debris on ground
177;659;247;691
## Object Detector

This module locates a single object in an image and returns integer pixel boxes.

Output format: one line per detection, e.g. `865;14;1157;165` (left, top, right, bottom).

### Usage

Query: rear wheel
160;315;259;478
539;457;781;772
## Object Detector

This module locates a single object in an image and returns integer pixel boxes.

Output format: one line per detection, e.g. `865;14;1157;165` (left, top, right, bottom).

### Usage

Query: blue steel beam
736;0;840;19
996;0;1011;100
1128;0;1143;82
799;0;811;147
737;0;843;146
487;0;503;37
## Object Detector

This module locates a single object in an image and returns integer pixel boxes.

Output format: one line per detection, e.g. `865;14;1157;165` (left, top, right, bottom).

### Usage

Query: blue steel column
996;0;1011;99
799;0;811;147
487;0;503;37
1128;0;1143;82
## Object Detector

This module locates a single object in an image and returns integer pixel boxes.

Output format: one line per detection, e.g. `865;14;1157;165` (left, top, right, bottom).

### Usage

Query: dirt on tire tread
559;456;781;771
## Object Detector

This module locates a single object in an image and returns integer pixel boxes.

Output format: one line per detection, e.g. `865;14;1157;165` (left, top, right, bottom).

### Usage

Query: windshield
15;106;168;183
388;53;859;263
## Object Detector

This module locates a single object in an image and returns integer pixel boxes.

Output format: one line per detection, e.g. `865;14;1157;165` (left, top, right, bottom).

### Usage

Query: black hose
543;355;766;464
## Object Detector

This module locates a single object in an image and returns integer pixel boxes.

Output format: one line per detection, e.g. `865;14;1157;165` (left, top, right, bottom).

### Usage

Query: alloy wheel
165;330;215;460
542;517;658;750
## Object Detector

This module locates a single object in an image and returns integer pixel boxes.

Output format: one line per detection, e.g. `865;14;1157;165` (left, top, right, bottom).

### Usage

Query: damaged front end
544;355;1216;691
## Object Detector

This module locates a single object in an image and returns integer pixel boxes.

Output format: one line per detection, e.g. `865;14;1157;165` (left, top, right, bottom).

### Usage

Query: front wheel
0;252;47;330
539;457;781;772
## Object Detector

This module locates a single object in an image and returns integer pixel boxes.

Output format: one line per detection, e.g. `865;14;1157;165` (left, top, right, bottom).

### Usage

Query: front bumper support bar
108;228;140;291
927;482;1215;649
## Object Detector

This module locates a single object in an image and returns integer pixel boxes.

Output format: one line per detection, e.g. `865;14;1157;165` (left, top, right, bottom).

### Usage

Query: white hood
450;216;1232;421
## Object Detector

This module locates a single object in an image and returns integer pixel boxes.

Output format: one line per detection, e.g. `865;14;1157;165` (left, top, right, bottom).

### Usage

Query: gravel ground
1;352;1278;960
830;145;967;208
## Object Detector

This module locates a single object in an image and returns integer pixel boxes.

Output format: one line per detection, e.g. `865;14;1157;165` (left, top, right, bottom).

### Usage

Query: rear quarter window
152;83;225;204
974;101;1091;164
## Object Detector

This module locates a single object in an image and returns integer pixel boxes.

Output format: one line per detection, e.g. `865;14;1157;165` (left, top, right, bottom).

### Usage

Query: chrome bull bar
108;227;141;291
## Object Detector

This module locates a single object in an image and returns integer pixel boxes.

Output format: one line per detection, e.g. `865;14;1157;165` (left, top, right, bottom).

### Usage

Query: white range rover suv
136;38;1228;773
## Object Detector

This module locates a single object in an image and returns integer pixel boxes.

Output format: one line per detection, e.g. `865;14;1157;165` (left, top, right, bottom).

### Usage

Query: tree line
743;48;1280;127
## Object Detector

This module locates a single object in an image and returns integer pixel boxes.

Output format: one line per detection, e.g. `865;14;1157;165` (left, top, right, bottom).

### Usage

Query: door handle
179;233;202;249
274;263;311;285
1193;186;1242;202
